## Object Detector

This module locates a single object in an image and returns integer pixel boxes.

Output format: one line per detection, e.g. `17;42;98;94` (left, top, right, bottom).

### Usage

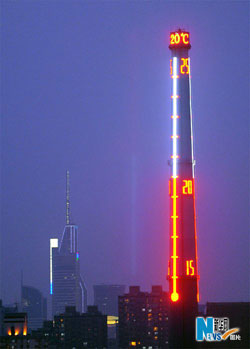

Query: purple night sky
1;1;249;306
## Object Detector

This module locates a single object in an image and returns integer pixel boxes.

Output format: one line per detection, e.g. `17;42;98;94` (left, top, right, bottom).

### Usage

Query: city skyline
1;1;249;308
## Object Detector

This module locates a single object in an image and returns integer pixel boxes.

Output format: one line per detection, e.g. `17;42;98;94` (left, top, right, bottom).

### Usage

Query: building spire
66;170;70;225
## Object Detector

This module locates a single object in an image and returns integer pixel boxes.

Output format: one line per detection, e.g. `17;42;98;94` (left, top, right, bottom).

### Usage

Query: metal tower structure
66;170;70;225
167;29;199;348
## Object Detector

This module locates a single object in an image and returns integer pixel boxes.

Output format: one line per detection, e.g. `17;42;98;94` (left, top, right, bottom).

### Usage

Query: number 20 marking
170;33;180;45
182;180;192;195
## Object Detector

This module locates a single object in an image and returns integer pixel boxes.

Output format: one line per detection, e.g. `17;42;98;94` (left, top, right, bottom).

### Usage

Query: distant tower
93;284;126;316
167;30;199;348
50;171;87;316
21;284;47;331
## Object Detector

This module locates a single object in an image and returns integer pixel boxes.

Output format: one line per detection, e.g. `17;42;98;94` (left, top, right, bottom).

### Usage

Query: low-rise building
118;286;169;348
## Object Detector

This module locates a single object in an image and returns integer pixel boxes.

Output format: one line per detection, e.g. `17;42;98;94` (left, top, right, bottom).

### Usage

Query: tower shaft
168;30;199;348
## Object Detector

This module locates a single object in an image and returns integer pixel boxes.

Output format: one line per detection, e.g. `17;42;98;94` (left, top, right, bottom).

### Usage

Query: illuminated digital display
186;260;195;276
170;57;189;76
182;179;193;195
169;30;191;49
180;58;189;75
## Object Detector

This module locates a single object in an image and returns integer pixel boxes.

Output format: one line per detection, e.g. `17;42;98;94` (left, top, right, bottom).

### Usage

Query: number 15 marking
186;260;195;276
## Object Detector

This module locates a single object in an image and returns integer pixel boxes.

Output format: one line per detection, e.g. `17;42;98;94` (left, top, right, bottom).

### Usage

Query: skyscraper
50;171;87;317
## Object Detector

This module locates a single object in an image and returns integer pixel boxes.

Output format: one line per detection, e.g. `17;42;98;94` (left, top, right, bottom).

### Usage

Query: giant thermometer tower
168;30;199;348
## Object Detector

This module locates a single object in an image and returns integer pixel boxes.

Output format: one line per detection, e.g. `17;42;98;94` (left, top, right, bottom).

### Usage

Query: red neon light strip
193;179;200;302
171;177;179;302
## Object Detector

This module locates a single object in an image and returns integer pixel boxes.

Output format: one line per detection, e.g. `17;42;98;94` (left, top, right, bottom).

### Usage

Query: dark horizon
1;1;249;306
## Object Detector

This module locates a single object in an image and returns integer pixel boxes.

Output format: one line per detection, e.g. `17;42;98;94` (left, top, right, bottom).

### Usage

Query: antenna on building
66;170;70;225
20;270;23;311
